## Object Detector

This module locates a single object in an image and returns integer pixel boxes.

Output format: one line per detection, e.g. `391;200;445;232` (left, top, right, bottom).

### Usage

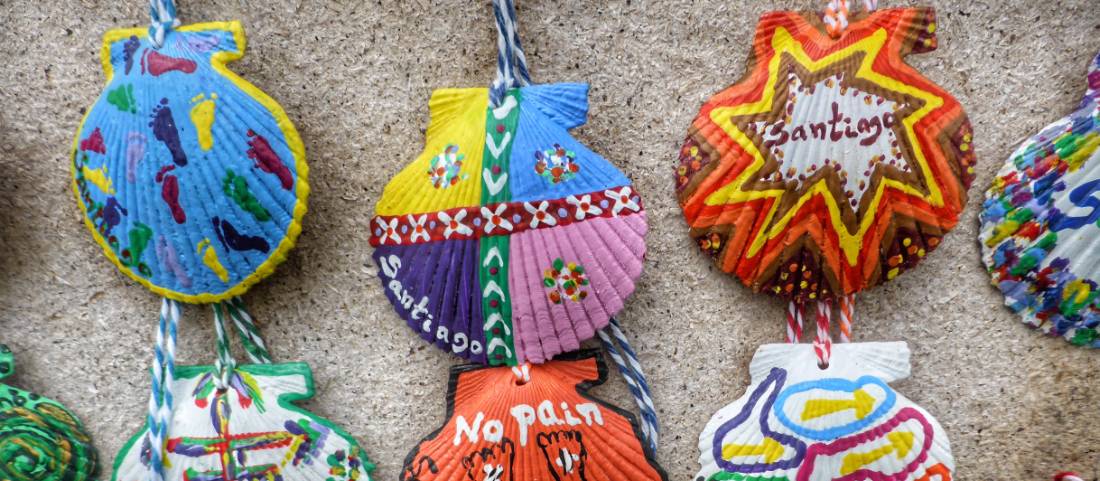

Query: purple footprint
123;35;141;75
212;216;270;253
149;99;187;166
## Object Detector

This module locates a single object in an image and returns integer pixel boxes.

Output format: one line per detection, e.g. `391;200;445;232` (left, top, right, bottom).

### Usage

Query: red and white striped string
838;294;855;343
1053;473;1083;481
813;300;833;367
823;0;879;38
789;294;855;368
786;301;805;343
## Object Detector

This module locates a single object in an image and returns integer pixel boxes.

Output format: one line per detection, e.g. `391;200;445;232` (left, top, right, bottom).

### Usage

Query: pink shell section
509;214;648;363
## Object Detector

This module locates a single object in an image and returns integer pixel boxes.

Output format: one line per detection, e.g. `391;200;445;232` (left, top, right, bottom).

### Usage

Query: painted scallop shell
400;350;667;481
112;362;374;481
697;343;953;481
676;7;975;303
979;50;1100;348
370;84;647;365
0;345;98;481
71;22;307;304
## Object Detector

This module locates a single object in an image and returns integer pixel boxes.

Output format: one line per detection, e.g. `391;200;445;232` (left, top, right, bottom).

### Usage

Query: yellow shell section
68;21;310;304
375;88;487;216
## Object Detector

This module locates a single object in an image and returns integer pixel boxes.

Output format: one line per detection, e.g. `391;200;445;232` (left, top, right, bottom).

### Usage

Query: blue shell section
72;26;302;300
509;83;631;203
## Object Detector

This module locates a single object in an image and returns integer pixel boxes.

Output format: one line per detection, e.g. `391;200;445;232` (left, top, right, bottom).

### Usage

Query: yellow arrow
722;437;784;464
801;389;875;421
839;431;915;475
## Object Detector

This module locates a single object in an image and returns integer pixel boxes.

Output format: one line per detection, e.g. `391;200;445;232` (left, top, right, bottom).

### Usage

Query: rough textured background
1;0;1099;479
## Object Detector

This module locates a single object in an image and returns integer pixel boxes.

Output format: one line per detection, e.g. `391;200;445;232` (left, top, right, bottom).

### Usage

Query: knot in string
787;295;855;369
510;364;531;385
823;0;879;39
148;0;180;49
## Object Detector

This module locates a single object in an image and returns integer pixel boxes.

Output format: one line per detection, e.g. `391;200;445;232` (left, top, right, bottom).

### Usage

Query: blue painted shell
70;22;307;303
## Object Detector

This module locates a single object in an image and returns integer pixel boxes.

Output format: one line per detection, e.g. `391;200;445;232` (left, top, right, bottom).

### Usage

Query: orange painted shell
676;8;975;303
400;350;667;481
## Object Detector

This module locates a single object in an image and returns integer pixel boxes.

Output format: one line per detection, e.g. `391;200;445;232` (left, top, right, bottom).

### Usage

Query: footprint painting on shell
697;343;954;481
70;21;307;303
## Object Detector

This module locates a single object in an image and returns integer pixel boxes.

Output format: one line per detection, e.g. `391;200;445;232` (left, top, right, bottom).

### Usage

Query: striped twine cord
1054;473;1084;481
212;303;236;389
145;298;180;481
824;0;878;38
597;317;659;454
148;0;180;48
838;294;854;343
812;300;833;368
489;0;531;107
224;297;272;364
786;300;804;343
823;0;850;38
501;0;531;87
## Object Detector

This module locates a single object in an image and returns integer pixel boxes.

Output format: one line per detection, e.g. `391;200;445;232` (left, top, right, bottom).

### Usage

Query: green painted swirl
0;345;97;481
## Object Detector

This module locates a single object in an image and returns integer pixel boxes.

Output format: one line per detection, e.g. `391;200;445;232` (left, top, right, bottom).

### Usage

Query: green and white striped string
213;297;273;387
597;317;659;454
224;297;273;364
148;0;179;48
145;298;180;481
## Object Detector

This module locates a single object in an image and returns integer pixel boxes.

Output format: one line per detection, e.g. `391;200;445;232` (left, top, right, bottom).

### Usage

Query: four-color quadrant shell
71;22;307;303
370;84;647;365
676;8;975;303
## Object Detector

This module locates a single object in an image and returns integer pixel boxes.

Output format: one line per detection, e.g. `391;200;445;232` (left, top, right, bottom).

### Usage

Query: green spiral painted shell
0;345;98;481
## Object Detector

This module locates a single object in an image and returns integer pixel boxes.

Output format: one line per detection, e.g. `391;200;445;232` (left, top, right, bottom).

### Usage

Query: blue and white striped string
148;0;180;49
597;317;659;454
489;0;531;107
145;298;180;481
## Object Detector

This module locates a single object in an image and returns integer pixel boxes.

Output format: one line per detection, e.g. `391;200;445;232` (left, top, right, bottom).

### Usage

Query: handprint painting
400;351;666;481
71;21;307;303
696;343;953;481
676;7;975;304
980;50;1100;347
112;363;373;481
370;85;646;366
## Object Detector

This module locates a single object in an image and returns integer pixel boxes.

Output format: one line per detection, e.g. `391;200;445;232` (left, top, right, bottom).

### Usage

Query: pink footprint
145;50;197;77
126;132;146;183
155;165;186;224
246;130;293;190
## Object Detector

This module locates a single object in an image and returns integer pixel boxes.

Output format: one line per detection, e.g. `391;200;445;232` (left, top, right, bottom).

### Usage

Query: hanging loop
838;294;855;343
786;300;805;344
489;0;532;107
211;297;273;383
224;297;273;364
823;0;878;38
212;303;237;390
812;300;833;369
148;0;181;49
145;298;180;481
510;364;531;385
597;317;659;454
